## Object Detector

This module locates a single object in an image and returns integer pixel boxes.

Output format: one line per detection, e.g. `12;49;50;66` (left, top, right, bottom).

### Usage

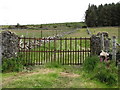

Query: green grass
65;27;119;39
1;29;76;38
17;26;118;65
1;26;118;40
0;22;85;30
89;27;119;38
7;30;60;38
65;29;89;38
2;26;119;88
4;73;58;88
2;65;117;88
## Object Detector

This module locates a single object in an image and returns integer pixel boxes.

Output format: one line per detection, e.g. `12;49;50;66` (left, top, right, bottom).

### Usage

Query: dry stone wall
1;31;19;59
0;33;2;65
90;35;101;55
90;32;111;55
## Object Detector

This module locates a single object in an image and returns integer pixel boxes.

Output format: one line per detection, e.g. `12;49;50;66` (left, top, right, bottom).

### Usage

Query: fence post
54;38;56;62
100;33;104;51
118;26;120;87
112;36;117;63
86;27;92;36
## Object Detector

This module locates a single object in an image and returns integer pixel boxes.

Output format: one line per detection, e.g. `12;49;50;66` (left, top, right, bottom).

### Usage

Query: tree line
85;2;120;27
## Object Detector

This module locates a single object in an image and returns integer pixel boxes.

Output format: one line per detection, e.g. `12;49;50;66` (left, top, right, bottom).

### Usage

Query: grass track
2;65;116;88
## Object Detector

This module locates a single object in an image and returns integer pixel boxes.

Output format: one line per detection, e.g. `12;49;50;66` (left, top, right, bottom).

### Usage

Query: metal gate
18;37;91;65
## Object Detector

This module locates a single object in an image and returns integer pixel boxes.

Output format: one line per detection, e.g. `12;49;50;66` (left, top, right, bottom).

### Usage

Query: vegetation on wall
2;57;23;72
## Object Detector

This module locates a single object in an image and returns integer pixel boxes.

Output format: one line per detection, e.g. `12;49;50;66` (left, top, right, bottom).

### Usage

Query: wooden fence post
112;36;116;62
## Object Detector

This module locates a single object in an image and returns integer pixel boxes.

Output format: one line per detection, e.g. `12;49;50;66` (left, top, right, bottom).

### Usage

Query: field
1;26;119;88
2;65;117;88
6;29;69;38
1;26;118;38
65;27;119;38
0;22;86;30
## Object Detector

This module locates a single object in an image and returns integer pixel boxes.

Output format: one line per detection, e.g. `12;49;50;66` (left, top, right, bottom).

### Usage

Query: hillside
0;22;86;30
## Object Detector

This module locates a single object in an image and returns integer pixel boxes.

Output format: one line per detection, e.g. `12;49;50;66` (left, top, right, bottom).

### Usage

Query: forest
85;2;120;27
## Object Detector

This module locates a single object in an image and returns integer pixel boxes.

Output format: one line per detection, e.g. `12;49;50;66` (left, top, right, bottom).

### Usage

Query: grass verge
2;62;118;88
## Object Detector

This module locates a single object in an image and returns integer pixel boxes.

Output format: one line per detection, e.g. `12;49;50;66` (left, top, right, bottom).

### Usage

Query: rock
97;32;109;37
90;35;101;55
1;31;19;59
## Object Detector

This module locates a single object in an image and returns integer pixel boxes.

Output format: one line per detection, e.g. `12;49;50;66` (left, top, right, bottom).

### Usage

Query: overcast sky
0;0;119;25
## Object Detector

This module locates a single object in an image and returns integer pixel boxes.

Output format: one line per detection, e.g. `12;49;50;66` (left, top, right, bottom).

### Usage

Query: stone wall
90;32;111;55
1;31;19;59
0;33;2;65
90;35;101;55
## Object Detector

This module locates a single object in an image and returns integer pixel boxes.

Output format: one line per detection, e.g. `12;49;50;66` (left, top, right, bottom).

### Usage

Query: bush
2;57;23;72
83;56;118;85
83;56;99;72
93;62;117;85
82;26;87;28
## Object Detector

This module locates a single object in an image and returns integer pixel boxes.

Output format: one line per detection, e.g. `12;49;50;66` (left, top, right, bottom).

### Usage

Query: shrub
93;62;117;85
82;26;87;28
53;26;57;28
83;56;99;72
83;56;118;85
2;57;23;72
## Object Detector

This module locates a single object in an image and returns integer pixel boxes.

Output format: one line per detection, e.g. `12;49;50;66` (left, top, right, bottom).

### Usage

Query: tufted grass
2;65;118;88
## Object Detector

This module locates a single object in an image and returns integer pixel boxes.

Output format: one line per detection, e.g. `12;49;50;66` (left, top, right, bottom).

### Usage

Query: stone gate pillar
1;31;19;59
90;35;101;55
0;32;2;89
0;33;2;64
